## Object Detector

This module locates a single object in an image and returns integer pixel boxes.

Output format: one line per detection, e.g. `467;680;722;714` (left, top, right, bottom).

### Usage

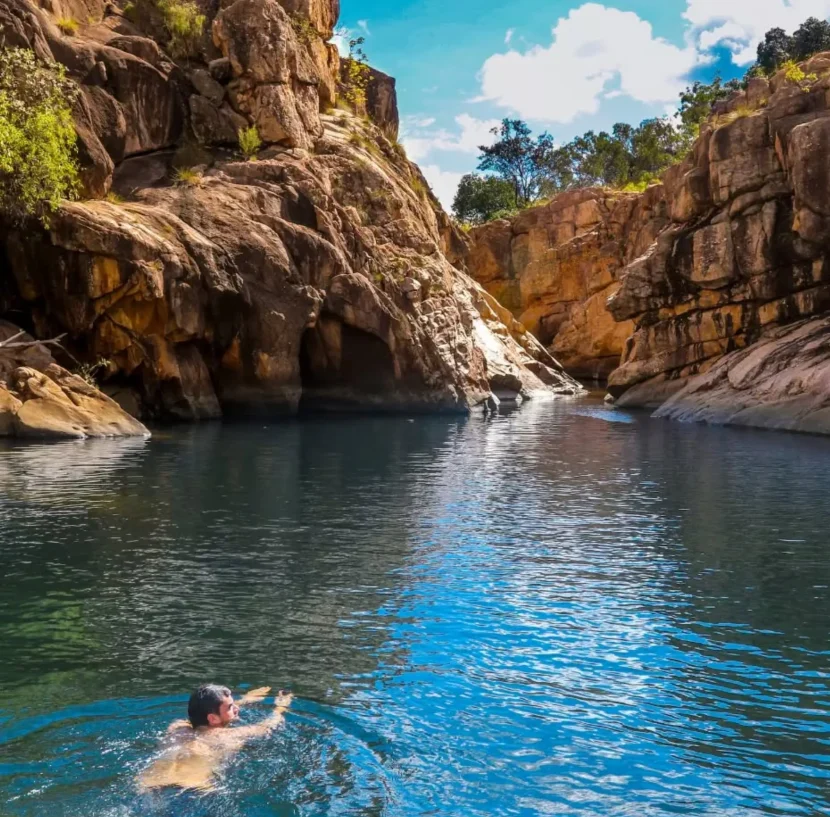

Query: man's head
188;685;239;728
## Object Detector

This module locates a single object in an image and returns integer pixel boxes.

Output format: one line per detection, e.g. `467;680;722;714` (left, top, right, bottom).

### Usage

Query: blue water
1;398;829;816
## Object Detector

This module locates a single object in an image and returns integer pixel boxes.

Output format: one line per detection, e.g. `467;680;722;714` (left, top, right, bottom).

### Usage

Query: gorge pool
1;397;829;817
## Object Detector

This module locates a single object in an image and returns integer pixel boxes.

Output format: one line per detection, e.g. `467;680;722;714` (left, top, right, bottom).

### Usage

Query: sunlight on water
1;399;829;816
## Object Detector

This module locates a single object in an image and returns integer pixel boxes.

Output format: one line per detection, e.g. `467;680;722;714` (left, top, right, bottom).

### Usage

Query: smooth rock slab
3;365;150;440
652;316;830;435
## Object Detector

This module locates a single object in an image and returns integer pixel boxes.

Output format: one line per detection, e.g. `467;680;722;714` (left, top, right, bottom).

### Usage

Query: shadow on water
1;400;830;815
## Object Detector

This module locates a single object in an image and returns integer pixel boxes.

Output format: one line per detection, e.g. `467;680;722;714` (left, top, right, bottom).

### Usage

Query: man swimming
138;685;293;792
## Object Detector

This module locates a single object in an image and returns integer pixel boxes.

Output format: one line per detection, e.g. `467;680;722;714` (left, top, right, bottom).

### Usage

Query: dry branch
0;333;67;350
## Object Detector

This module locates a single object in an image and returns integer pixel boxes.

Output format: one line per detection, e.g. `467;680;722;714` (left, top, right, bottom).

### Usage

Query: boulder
8;365;150;439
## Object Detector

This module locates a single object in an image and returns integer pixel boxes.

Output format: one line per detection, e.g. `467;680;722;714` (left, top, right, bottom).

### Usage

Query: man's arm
237;687;272;706
220;692;293;747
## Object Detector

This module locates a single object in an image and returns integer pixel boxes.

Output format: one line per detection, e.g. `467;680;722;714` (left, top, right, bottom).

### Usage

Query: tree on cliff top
452;174;517;225
477;119;555;208
0;48;79;225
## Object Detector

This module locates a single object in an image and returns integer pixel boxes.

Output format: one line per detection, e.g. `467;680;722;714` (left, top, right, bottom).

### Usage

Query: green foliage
0;48;79;225
756;17;830;75
341;34;370;109
173;166;202;185
290;12;318;45
410;175;429;200
454;13;830;220
106;191;125;204
56;16;79;35
477;119;555;207
678;75;742;141
791;17;830;61
452;174;517;225
122;2;138;21
782;59;817;87
158;0;205;58
756;27;793;74
237;125;261;160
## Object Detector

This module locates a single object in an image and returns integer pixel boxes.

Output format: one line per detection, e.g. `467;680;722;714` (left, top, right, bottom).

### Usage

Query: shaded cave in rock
300;316;398;411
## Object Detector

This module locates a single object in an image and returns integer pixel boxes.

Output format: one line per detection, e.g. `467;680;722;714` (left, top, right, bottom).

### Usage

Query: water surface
1;399;829;816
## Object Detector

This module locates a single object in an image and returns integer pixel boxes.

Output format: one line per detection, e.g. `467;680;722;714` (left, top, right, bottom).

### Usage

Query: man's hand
274;691;293;714
238;686;271;705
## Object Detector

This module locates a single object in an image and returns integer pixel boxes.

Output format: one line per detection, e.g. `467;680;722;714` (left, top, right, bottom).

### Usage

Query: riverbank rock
652;316;830;434
0;0;580;421
0;326;149;439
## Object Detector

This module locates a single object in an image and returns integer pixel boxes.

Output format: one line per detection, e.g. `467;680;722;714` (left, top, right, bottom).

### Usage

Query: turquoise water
1;398;829;816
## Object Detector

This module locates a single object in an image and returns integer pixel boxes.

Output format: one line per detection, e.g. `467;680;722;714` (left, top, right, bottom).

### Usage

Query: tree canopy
476;119;555;208
452;174;516;225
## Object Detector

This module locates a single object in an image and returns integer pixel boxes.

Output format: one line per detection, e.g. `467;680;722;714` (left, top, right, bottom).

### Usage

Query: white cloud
685;0;830;64
357;19;370;36
331;27;351;57
505;28;515;45
420;165;463;211
477;3;700;124
401;114;500;163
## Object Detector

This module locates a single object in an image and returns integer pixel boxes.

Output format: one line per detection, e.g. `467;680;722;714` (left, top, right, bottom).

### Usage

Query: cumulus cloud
685;0;830;64
419;165;463;211
477;3;700;124
401;114;500;163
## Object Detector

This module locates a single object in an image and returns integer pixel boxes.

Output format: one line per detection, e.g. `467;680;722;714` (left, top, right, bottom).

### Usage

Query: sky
334;0;830;210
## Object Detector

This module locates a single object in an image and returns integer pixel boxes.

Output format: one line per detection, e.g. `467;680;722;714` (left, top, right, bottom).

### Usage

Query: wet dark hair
188;684;231;727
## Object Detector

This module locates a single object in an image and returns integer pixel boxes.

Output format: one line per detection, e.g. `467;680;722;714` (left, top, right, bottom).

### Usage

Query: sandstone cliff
467;186;668;380
466;54;830;434
0;0;579;425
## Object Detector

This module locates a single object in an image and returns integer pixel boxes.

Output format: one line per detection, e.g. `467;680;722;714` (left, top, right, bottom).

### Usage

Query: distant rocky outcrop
465;53;830;434
466;187;668;380
0;0;581;427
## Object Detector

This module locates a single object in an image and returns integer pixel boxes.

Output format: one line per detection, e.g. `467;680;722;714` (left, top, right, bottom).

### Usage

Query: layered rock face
467;187;668;380
607;56;830;427
0;0;578;422
467;54;830;433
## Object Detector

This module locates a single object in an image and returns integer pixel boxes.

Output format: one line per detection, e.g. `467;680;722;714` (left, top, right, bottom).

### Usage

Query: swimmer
138;685;293;792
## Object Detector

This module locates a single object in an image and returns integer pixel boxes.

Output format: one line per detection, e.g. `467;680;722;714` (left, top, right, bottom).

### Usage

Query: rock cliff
0;0;579;426
467;186;668;380
466;54;830;434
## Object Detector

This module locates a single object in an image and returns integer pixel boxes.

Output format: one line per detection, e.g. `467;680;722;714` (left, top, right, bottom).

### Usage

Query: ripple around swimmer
2;402;830;815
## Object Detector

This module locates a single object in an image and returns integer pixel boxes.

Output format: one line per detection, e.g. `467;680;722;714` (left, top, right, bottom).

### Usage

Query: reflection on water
1;401;829;816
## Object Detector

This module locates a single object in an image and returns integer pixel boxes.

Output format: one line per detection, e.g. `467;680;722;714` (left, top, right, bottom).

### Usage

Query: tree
629;118;686;180
791;17;830;61
452;174;517;225
477;119;555;207
0;48;79;224
678;75;742;141
756;27;793;74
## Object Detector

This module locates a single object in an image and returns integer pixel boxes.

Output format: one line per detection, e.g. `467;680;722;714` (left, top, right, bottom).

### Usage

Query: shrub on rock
0;48;79;224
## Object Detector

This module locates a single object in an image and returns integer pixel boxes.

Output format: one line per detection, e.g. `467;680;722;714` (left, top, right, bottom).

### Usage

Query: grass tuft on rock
237;126;262;160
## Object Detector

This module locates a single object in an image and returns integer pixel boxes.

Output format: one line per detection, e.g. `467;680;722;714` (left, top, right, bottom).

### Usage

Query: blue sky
335;0;830;208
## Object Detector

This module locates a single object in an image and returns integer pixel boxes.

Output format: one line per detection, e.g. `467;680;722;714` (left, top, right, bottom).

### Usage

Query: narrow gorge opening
299;317;397;412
